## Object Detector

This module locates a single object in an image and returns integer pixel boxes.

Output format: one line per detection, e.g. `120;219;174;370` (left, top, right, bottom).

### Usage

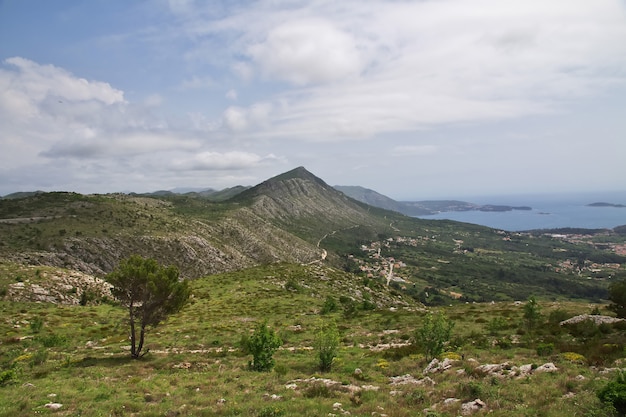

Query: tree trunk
137;323;148;358
129;303;139;358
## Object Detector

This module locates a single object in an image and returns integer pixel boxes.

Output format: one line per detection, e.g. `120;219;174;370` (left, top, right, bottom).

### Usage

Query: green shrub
30;317;44;334
273;363;288;376
597;370;626;415
243;321;282;372
487;317;508;335
340;297;358;318
548;309;572;325
404;389;427;406
566;320;601;341
284;278;301;292
257;406;285;417
536;342;555;357
36;333;68;347
414;312;454;360
314;320;340;372
459;381;483;400
30;349;48;367
496;336;513;349
321;296;338;314
303;383;332;398
0;369;16;386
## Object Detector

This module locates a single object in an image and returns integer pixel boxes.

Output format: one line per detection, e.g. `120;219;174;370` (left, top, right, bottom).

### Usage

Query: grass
0;262;624;416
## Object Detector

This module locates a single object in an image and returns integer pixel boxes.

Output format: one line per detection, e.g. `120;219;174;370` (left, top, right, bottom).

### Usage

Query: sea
416;192;626;232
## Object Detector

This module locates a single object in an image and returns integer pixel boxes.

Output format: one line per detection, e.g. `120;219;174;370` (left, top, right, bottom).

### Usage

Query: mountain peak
268;166;327;186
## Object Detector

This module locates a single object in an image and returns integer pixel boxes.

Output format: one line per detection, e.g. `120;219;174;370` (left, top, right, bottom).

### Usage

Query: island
588;202;626;208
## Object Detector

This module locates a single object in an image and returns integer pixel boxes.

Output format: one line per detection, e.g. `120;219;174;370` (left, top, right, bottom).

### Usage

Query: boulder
461;399;486;415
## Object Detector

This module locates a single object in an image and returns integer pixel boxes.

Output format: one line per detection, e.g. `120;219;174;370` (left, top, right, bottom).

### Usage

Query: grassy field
1;262;624;416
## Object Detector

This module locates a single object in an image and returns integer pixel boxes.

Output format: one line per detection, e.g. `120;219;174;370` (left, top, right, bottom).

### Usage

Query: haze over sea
416;191;626;232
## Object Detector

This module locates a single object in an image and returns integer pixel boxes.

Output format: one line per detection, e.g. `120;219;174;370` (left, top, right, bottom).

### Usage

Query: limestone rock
461;399;486;415
535;363;558;373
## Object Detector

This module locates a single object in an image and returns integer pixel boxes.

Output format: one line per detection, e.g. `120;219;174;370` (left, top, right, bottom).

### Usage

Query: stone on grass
44;403;63;410
461;399;486;415
535;363;558;373
424;357;457;374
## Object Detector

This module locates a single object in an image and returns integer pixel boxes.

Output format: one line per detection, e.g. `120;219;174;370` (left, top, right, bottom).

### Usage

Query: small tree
106;255;190;359
414;312;454;361
608;279;626;318
523;295;542;334
321;296;338;314
243;320;282;372
314;320;340;372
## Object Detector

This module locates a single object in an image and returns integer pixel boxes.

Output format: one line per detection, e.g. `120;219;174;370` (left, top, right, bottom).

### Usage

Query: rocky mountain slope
0;168;390;279
1;167;623;303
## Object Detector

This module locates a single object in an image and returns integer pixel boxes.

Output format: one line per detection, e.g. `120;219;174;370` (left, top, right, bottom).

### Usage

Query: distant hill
0;166;619;302
334;186;433;215
334;186;531;216
588;202;626;208
199;185;249;201
1;191;45;199
140;186;250;201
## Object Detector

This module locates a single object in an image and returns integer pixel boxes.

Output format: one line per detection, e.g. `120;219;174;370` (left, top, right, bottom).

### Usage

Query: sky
1;0;625;200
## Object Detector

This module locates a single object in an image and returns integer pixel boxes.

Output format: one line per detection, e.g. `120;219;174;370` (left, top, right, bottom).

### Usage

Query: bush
0;369;16;386
30;317;43;334
320;296;338;314
303;383;332;398
597;370;626;415
496;336;513;350
414;312;454;360
314;320;340;372
608;279;626;318
257;406;285;417
30;349;48;367
243;321;282;372
36;333;68;347
536;342;555;357
284;278;301;292
567;320;601;341
561;352;586;364
487;317;508;335
459;381;483;400
548;309;572;325
340;296;358;319
404;389;427;406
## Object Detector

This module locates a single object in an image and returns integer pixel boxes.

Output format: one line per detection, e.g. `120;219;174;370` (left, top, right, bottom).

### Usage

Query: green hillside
1;167;626;416
1;262;625;416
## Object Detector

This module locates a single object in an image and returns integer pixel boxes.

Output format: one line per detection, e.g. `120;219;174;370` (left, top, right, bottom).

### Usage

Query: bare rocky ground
6;266;112;305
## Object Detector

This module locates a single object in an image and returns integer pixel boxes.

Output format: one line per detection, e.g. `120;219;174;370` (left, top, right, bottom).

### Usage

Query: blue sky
1;0;625;200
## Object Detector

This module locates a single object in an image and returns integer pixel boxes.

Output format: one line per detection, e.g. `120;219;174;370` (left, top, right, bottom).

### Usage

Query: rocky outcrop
560;314;625;326
7;267;111;304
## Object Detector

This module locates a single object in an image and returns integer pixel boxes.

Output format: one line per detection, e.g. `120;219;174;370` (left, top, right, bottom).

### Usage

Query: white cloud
172;151;281;171
222;102;273;132
232;61;253;81
179;75;215;90
248;18;363;85
143;94;163;107
3;57;124;107
175;0;626;141
0;57;202;175
225;89;237;100
41;131;200;159
222;106;248;131
390;145;438;157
